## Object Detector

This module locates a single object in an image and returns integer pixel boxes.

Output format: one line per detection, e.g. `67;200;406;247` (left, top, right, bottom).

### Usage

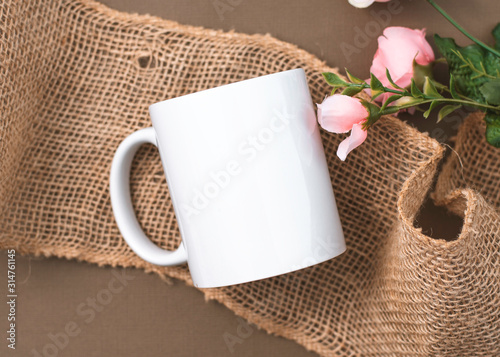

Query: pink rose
370;27;435;102
349;0;390;8
317;94;369;161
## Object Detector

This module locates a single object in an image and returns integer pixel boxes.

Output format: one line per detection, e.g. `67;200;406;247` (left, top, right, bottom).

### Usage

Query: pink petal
317;95;368;133
369;48;388;82
337;123;368;161
369;48;407;93
395;71;413;89
414;29;435;65
376;27;434;82
374;92;392;104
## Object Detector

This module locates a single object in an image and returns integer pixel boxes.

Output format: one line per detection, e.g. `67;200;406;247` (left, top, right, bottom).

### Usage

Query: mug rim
148;68;305;112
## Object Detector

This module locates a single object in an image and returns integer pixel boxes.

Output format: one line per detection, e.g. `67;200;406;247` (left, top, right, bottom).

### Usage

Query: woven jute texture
1;1;499;356
434;112;500;208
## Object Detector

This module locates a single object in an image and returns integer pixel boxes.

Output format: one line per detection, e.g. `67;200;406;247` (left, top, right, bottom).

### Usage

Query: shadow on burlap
0;1;498;356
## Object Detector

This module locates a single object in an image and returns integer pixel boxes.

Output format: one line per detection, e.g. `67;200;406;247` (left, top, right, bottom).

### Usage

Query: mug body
149;69;345;288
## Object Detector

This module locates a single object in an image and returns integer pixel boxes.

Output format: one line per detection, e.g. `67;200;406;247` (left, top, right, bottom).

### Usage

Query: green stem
426;0;500;57
360;83;497;110
352;82;499;113
381;87;407;95
380;98;499;116
441;86;472;101
355;83;408;96
434;57;448;64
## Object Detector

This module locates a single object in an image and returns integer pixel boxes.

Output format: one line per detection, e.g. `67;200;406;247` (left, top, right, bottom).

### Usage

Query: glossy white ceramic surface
110;69;345;288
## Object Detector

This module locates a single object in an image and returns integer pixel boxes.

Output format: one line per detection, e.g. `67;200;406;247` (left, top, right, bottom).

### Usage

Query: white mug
110;69;345;288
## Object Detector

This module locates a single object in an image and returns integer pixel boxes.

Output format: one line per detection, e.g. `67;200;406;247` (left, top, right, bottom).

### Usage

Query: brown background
1;0;499;356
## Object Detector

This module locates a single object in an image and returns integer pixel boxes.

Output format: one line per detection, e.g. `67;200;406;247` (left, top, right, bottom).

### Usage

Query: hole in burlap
414;195;463;241
137;54;157;69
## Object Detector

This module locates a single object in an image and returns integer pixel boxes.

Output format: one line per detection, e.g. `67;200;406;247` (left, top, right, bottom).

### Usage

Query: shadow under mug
110;68;345;288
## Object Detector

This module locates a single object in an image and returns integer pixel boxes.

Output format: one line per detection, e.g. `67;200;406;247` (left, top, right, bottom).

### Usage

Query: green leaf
493;23;500;51
412;60;433;89
410;78;424;98
341;86;363;96
434;34;500;104
385;69;402;89
437;104;461;123
485;112;500;147
479;80;500;105
392;96;424;108
449;74;461;100
423;77;443;98
432;80;447;91
345;69;365;84
380;94;402;111
322;72;347;87
371;92;385;102
361;100;382;129
370;73;385;98
423;100;440;119
380;106;400;116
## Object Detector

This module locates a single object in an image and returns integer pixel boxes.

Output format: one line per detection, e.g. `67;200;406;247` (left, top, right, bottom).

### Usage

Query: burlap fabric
1;1;499;356
434;112;500;208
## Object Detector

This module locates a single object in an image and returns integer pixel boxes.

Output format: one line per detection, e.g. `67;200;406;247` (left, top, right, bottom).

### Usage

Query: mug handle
110;127;188;266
